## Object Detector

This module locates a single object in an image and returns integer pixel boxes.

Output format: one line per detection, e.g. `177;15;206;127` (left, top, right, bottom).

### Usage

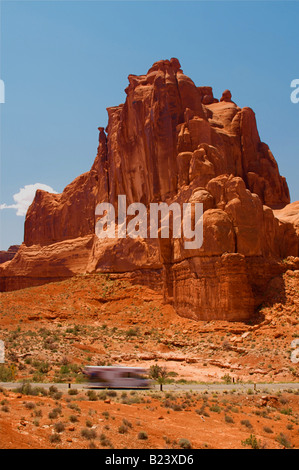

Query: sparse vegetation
1;271;299;449
241;419;253;429
138;431;148;440
276;433;292;448
242;434;262;449
81;428;97;440
178;438;192;449
49;433;61;444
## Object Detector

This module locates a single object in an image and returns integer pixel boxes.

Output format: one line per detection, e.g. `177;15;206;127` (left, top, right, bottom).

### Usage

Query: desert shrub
68;403;81;413
121;396;141;405
53;392;63;400
34;361;49;374
230;406;239;413
118;424;128;434
60;365;70;375
178;438;192;449
263;426;273;434
49;433;61;444
53;406;62;414
68;389;78;396
81;428;97;440
138;431;148;440
49;385;58;394
69;415;78;423
242;434;261;449
224;414;234;423
97;391;107;401
122;418;132;428
241;419;253;429
276;433;292;448
1;405;9;413
209;404;221;413
222;374;232;384
54;422;65;433
86;420;93;428
0;365;15;382
125;327;140;338
15;382;48;396
172;404;183;412
99;433;112;447
195;406;210;417
24;402;35;410
60;356;69;366
279;396;289;405
48;410;59;420
86;390;98;401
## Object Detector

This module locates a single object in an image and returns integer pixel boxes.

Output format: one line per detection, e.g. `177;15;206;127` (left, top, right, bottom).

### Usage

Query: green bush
0;365;15;382
242;434;261;449
222;374;232;384
209;404;221;413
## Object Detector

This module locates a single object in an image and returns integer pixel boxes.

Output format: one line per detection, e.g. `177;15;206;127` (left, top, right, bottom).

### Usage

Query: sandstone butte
1;58;299;321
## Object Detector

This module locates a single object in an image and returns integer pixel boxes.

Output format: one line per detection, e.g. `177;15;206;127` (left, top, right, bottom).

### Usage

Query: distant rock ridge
1;58;298;322
0;245;20;264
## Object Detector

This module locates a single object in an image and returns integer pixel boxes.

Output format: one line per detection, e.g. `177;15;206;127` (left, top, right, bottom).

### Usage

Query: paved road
1;382;299;393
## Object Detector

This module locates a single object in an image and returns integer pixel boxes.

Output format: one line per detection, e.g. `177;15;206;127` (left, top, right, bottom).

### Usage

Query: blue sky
0;0;298;250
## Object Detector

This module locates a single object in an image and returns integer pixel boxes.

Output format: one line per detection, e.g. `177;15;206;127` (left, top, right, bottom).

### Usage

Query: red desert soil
0;387;298;449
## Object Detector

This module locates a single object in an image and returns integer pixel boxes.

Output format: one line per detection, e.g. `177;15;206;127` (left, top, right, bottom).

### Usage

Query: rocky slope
1;58;298;321
0;270;298;384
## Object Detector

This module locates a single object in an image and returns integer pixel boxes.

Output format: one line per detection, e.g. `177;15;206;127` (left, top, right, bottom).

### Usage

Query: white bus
83;366;151;389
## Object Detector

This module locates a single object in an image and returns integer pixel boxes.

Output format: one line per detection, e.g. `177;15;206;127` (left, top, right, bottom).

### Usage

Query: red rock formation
0;245;20;264
1;58;298;321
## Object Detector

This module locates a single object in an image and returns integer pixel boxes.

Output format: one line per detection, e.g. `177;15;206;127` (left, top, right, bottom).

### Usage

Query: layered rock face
1;58;298;321
0;245;20;264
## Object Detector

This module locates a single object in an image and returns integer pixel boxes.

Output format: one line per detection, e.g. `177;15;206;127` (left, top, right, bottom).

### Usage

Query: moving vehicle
83;365;151;389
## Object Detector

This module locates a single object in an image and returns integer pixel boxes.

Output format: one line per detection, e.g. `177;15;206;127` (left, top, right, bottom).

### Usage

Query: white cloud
0;183;58;216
